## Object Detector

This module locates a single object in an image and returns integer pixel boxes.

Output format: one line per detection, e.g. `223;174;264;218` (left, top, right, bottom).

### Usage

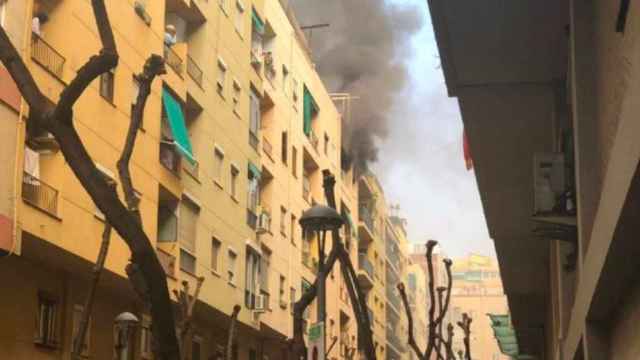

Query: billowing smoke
290;0;423;171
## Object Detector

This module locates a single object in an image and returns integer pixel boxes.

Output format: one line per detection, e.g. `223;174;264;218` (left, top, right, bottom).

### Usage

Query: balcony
249;131;259;151
22;172;59;217
31;34;65;79
157;248;177;278
164;44;185;77
262;136;273;160
157;206;178;242
186;55;203;87
386;326;405;353
357;253;374;290
303;175;311;202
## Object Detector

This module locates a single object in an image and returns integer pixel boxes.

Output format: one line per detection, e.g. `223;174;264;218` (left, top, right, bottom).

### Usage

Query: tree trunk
0;2;180;357
226;305;242;360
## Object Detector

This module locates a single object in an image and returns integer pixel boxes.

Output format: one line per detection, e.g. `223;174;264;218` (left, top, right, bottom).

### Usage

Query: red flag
463;130;473;171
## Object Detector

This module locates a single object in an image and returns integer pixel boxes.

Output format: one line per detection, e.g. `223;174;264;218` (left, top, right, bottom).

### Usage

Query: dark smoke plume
289;0;423;171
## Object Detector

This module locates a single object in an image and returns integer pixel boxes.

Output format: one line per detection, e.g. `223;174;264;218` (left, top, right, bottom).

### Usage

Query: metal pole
317;230;327;354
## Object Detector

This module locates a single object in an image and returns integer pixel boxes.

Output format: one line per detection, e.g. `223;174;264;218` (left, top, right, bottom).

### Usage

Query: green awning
489;314;511;327
248;162;261;180
488;314;536;360
252;8;265;34
303;85;318;136
162;89;195;164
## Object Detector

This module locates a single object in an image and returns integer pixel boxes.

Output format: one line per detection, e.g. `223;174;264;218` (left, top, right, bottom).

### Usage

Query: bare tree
174;278;205;359
289;171;376;360
397;241;470;360
457;313;472;360
226;305;242;360
0;1;181;358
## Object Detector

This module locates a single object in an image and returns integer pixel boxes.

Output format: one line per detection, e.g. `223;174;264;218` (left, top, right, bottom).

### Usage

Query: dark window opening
616;0;630;33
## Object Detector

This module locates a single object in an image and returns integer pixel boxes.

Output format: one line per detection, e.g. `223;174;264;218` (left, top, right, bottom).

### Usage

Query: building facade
428;0;640;358
448;254;509;360
0;0;360;359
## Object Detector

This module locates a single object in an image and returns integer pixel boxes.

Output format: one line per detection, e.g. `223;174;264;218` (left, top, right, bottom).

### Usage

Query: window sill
217;89;226;100
231;195;239;203
233;109;241;119
180;268;198;278
235;29;244;41
34;340;60;350
211;270;221;278
280;230;287;238
214;179;224;190
220;5;228;17
100;95;116;108
228;281;237;288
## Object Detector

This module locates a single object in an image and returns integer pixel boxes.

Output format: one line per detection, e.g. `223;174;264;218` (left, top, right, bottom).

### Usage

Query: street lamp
114;312;139;360
299;204;344;359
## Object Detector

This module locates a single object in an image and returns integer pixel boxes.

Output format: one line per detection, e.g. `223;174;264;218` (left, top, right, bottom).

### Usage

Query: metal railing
358;253;375;280
186;55;203;87
160;142;181;175
22;172;59;216
31;34;65;78
249;131;259;150
157;206;178;242
303;176;311;202
262;136;273;158
386;327;405;352
358;205;375;235
164;45;184;77
246;209;258;230
308;130;319;151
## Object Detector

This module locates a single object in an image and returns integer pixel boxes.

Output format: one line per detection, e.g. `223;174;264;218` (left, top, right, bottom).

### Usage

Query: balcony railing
262;136;273;159
303;176;311;202
246;209;258;230
249;131;259;150
31;34;65;79
186;55;203;87
358;253;375;280
160;142;181;175
359;205;375;235
164;45;184;77
157;206;178;242
22;172;59;216
386;327;405;352
308;130;319;151
386;283;401;311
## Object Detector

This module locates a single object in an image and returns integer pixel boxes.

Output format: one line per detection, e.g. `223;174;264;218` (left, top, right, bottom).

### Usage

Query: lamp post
114;312;139;360
299;204;344;357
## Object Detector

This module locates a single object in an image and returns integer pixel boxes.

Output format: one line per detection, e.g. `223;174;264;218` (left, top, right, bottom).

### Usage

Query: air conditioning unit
257;212;270;234
533;153;565;214
254;294;266;312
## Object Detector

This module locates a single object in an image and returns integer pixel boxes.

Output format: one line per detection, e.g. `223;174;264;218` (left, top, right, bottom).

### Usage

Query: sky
371;0;496;258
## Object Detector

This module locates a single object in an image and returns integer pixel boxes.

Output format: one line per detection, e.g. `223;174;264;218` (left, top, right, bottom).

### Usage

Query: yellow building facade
448;255;509;360
0;0;359;359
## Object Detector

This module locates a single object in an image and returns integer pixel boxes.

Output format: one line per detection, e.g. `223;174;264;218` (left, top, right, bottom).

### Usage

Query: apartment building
448;254;509;360
0;0;358;359
406;263;428;360
385;216;410;360
428;0;640;358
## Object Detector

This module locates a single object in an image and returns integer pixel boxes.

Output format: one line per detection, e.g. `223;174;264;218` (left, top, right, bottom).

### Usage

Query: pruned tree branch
226;305;242;360
72;220;113;359
174;277;205;360
397;282;425;359
0;1;180;358
424;240;438;359
457;313;472;360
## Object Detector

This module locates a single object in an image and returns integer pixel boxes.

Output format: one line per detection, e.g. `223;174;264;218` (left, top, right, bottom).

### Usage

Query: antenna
300;23;330;48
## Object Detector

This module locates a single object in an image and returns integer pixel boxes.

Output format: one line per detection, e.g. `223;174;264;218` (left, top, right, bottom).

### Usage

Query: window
324;133;329;156
247;164;260;213
192;335;202;360
616;0;631;33
180;249;196;274
279;275;286;307
260;246;271;308
131;76;142;125
35;292;59;347
214;146;224;185
291;147;298;177
235;0;245;35
282;65;289;95
217;57;227;95
179;197;199;254
100;70;115;103
280;206;287;236
71;305;91;357
292;77;299;103
281;131;288;164
249;88;261;150
218;0;227;13
140;315;152;359
230;164;239;199
227;249;237;284
245;247;260;308
232;78;241;115
290;214;297;245
212;237;222;273
290;287;296;315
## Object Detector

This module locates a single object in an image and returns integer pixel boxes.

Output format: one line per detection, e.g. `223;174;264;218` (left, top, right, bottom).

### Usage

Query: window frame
99;69;115;103
230;163;240;200
214;145;225;187
216;57;228;95
211;237;222;274
35;291;59;348
227;248;238;285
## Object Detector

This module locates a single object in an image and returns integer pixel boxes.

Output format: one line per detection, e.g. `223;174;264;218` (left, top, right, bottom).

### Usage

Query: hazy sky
372;0;496;258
